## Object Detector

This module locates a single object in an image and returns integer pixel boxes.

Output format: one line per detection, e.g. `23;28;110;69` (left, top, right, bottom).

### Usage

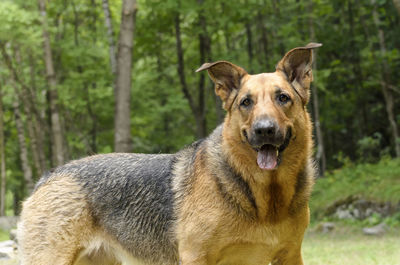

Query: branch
0;43;49;133
174;12;197;115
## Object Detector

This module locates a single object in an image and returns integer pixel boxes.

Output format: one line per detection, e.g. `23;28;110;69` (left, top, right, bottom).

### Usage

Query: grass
0;229;9;241
303;225;400;265
309;158;400;220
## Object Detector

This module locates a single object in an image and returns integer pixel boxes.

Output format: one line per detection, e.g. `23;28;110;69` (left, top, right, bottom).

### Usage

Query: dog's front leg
271;246;304;265
178;252;208;265
178;243;209;265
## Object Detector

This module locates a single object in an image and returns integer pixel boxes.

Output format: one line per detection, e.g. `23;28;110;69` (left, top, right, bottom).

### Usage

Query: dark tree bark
393;0;400;15
13;95;34;194
257;9;270;70
174;12;197;125
0;88;6;216
197;0;211;138
309;2;326;176
102;0;117;79
347;0;369;136
372;0;400;157
114;0;137;152
1;44;47;176
38;0;65;166
90;0;98;153
175;0;217;138
72;1;98;153
245;22;254;73
14;47;45;178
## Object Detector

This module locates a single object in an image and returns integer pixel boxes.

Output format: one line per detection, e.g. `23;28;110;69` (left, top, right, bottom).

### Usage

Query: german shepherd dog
18;43;321;265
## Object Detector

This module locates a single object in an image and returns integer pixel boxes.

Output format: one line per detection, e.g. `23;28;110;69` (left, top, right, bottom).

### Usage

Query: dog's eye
277;94;290;103
240;98;252;107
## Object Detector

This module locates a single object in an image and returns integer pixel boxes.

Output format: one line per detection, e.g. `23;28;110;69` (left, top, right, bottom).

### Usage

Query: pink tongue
257;145;278;170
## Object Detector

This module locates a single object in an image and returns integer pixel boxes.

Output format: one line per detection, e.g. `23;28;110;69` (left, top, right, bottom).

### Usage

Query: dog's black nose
253;119;277;138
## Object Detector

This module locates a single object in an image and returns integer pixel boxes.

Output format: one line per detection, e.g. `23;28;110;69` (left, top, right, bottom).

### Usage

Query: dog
17;43;321;265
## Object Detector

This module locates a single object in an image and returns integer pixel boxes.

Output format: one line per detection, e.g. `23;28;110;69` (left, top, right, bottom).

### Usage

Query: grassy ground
305;158;400;264
303;225;400;265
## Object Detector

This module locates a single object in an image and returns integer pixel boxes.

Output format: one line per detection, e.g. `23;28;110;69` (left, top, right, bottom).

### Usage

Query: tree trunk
90;0;98;153
102;0;117;79
347;0;369;137
114;0;137;152
175;13;197;121
245;22;254;73
14;48;44;178
0;89;6;216
72;2;98;153
257;9;269;70
393;0;400;15
0;44;47;177
309;2;326;176
372;0;400;157
197;0;210;138
28;53;47;174
13;97;34;194
38;0;65;166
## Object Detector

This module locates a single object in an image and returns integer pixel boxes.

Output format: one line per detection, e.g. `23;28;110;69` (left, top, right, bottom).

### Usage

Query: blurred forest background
0;0;399;217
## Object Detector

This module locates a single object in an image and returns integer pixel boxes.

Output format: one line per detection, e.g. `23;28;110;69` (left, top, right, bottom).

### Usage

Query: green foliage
0;229;9;241
310;158;400;220
0;0;399;213
357;132;383;162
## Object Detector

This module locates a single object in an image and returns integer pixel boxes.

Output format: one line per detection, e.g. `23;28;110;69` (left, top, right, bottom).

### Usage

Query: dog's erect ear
196;61;247;110
276;43;322;105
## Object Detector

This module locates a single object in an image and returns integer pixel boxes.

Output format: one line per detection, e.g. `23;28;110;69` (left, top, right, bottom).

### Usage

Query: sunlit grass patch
303;226;400;265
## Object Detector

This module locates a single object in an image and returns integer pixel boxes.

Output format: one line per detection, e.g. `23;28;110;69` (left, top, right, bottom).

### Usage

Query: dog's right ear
196;61;247;110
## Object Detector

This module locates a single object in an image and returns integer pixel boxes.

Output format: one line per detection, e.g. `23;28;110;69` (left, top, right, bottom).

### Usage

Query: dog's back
18;153;181;265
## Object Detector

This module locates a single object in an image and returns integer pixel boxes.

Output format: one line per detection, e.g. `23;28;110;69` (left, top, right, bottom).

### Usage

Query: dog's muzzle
248;119;292;170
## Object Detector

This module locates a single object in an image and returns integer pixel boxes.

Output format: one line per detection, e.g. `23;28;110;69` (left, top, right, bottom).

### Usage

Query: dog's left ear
276;43;322;105
196;61;247;110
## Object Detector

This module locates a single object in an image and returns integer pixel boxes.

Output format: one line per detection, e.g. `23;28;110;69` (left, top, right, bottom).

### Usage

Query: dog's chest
215;243;273;265
210;224;282;265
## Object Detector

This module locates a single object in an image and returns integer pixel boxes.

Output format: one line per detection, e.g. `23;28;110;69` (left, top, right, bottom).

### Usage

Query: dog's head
197;43;321;171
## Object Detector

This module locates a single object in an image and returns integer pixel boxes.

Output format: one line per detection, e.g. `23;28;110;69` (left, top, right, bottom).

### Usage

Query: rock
0;252;10;260
0;217;19;231
9;229;17;242
315;222;336;233
329;197;396;221
0;240;16;260
335;207;354;220
362;223;387;236
321;222;335;233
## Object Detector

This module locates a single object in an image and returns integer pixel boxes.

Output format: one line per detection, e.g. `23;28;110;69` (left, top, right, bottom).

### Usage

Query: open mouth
250;128;292;171
255;144;280;170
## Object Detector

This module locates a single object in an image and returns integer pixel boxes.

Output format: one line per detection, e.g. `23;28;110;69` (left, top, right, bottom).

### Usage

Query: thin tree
114;0;137;152
0;88;6;216
38;0;65;166
309;1;326;175
102;0;117;81
371;0;400;157
393;0;400;15
174;7;209;139
0;44;47;176
13;97;34;194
